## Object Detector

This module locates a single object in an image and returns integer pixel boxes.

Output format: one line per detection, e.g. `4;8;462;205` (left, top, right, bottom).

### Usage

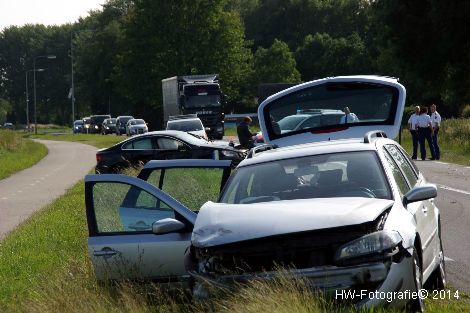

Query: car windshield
220;151;391;204
119;117;133;123
83;118;90;124
167;120;203;131
74;120;83;125
277;115;309;130
264;82;398;139
109;118;116;124
91;115;110;124
133;119;145;125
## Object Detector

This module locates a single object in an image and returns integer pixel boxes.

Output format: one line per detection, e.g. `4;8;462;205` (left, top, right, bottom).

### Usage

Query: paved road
0;140;96;240
415;160;470;293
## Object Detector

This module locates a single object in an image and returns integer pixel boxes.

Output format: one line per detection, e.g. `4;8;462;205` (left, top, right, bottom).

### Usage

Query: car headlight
335;230;403;262
85;125;89;128
105;126;109;129
94;125;99;129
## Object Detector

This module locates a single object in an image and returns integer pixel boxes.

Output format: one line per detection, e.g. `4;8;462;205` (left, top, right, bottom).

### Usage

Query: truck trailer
162;74;224;139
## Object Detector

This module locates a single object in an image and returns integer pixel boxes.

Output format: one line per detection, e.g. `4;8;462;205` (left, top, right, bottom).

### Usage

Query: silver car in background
126;118;148;136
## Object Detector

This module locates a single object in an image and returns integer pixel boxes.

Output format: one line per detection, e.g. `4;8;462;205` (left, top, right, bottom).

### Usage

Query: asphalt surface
415;160;470;293
0;139;96;240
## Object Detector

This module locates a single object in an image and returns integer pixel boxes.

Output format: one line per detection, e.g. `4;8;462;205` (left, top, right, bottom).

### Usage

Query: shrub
462;105;470;118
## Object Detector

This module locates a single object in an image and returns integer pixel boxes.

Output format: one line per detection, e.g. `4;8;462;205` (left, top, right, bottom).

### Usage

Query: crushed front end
187;214;416;309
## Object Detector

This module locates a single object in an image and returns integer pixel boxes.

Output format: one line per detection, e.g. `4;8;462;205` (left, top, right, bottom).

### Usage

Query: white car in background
166;115;208;140
84;76;444;312
126;118;148;136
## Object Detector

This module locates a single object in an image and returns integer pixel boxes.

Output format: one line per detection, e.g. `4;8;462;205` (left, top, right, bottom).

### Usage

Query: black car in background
95;130;245;173
89;115;111;134
102;118;117;135
73;120;83;133
115;115;134;136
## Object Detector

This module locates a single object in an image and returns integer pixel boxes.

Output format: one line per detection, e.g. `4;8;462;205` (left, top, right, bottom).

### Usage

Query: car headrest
317;169;343;186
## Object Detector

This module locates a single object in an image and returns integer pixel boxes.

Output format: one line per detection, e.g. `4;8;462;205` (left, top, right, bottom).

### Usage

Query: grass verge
0;130;48;179
25;133;124;149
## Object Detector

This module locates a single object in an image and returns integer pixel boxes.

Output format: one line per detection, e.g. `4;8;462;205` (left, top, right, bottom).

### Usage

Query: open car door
85;159;232;282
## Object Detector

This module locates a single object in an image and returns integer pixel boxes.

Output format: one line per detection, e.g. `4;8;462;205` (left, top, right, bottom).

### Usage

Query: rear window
220;151;391;204
263;82;398;139
167;120;203;131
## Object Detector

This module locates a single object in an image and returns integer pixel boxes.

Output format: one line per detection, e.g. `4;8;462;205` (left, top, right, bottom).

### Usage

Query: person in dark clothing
237;116;256;149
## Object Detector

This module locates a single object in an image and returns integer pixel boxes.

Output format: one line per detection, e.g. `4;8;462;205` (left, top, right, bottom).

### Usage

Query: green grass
25;133;124;149
399;118;470;166
0;130;48;179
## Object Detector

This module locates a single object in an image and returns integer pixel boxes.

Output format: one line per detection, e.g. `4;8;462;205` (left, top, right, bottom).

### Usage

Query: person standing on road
237;116;256;149
417;106;437;160
430;104;441;160
340;106;359;124
408;106;420;160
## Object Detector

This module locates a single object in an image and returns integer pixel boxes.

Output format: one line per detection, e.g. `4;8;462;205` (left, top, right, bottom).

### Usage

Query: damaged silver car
84;76;445;312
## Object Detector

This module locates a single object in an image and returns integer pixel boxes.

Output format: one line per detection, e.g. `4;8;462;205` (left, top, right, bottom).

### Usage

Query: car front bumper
190;256;415;310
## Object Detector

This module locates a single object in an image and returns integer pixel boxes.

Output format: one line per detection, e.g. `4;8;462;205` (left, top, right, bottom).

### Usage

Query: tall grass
0;130;48;179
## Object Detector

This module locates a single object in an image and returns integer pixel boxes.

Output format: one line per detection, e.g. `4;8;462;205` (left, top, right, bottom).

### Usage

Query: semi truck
162;74;225;139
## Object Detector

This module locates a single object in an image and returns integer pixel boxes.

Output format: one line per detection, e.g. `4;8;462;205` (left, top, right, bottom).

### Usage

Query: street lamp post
25;68;44;132
71;29;95;132
33;55;56;134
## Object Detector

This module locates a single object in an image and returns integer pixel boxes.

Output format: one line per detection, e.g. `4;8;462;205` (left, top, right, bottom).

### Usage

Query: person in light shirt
416;106;437;160
340;106;359;124
430;104;441;160
407;106;420;159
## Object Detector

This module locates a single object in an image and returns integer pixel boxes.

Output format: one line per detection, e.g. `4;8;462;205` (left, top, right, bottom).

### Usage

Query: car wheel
409;247;425;313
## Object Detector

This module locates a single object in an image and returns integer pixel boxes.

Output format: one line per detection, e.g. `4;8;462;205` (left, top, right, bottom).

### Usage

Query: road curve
0;139;96;240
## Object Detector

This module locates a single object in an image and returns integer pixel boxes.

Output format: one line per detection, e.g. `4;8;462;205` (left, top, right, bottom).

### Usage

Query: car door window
92;182;174;233
122;138;154;150
383;149;410;196
299;116;320;129
158;168;225;211
157;137;183;150
385;144;418;187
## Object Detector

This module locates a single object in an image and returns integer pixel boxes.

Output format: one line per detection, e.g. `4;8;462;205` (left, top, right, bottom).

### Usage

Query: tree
296;32;372;80
114;0;253;127
253;39;301;84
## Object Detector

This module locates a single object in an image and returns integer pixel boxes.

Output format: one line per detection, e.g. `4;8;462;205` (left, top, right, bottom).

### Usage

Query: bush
462;105;470;118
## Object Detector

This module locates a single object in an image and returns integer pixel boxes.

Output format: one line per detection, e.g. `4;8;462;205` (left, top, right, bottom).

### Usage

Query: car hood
192;197;394;248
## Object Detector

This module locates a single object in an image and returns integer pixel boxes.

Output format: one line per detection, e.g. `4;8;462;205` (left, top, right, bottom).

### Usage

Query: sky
0;0;104;31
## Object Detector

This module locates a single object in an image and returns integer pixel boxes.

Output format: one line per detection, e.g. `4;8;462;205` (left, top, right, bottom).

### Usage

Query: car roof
168;118;201;123
238;136;393;167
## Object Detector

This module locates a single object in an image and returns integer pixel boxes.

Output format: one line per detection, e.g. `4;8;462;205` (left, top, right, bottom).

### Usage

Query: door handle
93;248;118;257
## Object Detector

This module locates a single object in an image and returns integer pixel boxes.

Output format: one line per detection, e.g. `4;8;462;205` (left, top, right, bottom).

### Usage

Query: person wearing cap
416;106;437;160
237;116;256;149
408;106;420;160
430;104;441;160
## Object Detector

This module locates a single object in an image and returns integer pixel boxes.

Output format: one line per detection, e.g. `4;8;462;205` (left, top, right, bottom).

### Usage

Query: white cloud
0;0;104;31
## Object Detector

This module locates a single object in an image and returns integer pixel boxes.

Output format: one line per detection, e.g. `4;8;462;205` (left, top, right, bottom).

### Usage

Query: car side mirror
152;218;185;234
205;127;211;132
403;184;437;206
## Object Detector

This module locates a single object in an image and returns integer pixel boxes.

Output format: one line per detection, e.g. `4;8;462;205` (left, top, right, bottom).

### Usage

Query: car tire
409;247;425;313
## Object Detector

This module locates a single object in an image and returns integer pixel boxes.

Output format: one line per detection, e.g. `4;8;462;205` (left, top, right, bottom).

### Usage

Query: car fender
383;203;416;251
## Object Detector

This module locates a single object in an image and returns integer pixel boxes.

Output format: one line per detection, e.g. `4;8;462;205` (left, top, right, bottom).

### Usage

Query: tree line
1;0;469;128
